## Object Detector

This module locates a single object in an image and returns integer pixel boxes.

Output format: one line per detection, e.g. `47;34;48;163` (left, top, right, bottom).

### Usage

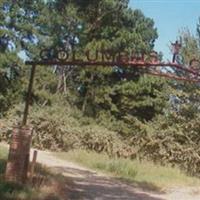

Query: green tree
0;0;168;135
62;0;168;131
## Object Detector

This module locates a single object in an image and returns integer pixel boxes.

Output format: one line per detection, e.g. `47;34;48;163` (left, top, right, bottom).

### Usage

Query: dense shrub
1;98;200;176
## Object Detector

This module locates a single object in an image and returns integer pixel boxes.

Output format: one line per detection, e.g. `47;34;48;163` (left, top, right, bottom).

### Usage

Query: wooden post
5;64;37;184
22;64;36;126
29;150;38;181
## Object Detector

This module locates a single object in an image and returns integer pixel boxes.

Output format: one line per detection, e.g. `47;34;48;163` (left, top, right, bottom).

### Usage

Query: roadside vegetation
0;0;200;196
54;150;200;189
0;145;67;200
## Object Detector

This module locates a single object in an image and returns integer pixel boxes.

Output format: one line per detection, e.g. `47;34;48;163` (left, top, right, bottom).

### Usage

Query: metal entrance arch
5;48;200;184
23;58;200;126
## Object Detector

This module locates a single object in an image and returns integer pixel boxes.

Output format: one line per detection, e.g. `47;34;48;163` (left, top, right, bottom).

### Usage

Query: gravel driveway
32;149;200;200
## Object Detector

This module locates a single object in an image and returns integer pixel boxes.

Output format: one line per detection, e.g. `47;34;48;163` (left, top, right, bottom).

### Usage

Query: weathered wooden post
5;65;36;184
29;150;38;181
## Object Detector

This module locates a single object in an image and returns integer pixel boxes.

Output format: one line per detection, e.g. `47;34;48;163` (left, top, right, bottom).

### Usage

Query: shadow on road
51;166;166;200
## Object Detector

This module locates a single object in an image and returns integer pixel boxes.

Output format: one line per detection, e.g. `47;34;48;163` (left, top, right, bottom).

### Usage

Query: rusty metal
5;38;200;187
19;59;199;162
146;71;200;83
25;60;200;83
5;126;33;183
8;48;199;184
27;45;199;82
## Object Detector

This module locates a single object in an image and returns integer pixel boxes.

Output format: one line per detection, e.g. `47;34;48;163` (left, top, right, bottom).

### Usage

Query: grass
0;145;8;175
0;143;67;200
54;149;200;189
0;145;8;158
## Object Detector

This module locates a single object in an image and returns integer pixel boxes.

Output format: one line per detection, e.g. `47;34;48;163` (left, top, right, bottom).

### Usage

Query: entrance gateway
5;44;200;183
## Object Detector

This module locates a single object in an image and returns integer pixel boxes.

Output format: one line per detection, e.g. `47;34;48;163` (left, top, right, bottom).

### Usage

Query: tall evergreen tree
0;0;168;134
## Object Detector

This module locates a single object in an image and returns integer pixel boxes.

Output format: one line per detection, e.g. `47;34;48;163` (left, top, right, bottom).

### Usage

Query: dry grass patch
0;143;69;200
54;149;200;189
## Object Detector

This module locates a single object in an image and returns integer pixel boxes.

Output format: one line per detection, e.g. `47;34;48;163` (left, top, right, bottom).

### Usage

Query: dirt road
33;150;200;200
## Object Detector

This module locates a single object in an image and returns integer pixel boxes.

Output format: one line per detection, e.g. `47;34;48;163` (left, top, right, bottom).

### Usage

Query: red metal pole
25;60;200;83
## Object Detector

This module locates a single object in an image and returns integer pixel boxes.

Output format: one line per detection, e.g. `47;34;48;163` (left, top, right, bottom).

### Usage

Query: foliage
127;114;200;176
180;29;200;64
129;29;200;176
1;0;200;179
0;144;66;200
54;149;200;188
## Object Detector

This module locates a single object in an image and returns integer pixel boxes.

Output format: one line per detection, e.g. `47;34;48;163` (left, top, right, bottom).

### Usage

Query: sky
129;0;200;61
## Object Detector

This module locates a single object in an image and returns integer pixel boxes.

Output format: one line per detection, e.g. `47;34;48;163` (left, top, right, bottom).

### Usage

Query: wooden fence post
29;150;38;181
